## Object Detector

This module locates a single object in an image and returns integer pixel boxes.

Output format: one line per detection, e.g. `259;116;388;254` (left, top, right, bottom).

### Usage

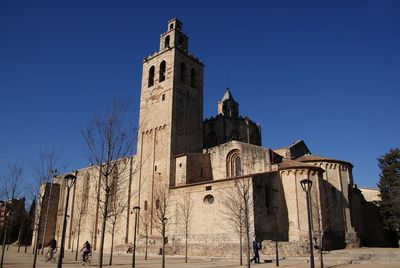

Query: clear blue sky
1;0;399;199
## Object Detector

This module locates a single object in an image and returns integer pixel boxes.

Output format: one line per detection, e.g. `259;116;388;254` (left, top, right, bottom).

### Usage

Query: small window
165;35;170;48
144;200;148;210
203;194;214;205
159;61;166;82
179;163;182;167
154;166;157;171
180;62;186;83
205;186;212;191
156;199;160;209
162;94;165;101
170;23;174;30
148;66;155;87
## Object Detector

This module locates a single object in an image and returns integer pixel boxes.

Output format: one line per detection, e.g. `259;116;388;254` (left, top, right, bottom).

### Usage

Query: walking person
250;239;260;263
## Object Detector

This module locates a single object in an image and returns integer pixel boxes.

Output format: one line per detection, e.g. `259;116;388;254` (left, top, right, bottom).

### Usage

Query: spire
221;88;235;102
218;87;239;118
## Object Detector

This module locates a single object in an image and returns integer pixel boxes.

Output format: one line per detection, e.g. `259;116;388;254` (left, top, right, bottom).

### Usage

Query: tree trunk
239;228;243;266
0;224;9;268
245;231;250;268
145;231;148;260
185;234;188;263
109;224;115;266
98;193;109;268
17;226;23;252
75;228;81;261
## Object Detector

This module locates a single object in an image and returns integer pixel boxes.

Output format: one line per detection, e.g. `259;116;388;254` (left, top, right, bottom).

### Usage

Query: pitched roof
278;159;322;170
295;154;353;167
221;88;235;102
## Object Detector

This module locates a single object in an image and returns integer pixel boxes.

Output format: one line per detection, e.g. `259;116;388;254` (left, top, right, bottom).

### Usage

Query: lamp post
273;206;279;267
57;173;77;268
300;179;314;268
131;206;140;268
162;217;168;268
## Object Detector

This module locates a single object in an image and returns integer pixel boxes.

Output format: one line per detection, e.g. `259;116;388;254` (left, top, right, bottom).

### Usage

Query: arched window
108;168;118;211
165;35;170;48
226;149;241;178
180;62;186;83
159;61;166;82
190;68;196;88
81;173;90;213
148;66;155;87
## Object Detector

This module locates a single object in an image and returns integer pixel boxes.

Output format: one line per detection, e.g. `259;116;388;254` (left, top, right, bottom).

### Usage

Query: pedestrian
250;239;260;263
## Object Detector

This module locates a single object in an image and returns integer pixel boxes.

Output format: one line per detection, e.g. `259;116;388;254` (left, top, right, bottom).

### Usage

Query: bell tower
135;18;204;220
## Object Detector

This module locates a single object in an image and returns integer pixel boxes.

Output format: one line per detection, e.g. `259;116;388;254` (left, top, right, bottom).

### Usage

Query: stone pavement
1;246;400;267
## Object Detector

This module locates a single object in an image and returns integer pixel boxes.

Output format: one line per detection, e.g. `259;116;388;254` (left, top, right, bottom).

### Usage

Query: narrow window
148;66;155;87
144;201;148;210
170;23;174;30
154;165;157;171
162;94;165;101
159;61;166;82
156;199;160;209
190;68;196;88
81;174;90;213
180;62;186;83
165;35;170;48
235;157;241;176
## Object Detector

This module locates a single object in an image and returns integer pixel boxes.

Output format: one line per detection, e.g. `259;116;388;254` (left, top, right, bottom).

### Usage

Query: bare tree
140;207;151;260
221;178;253;268
81;100;135;268
106;169;130;266
27;148;64;268
31;148;62;253
0;164;24;268
153;183;170;268
179;195;193;263
72;184;88;261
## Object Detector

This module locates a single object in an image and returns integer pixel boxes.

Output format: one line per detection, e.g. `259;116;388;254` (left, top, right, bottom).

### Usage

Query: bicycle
44;247;57;263
81;251;92;266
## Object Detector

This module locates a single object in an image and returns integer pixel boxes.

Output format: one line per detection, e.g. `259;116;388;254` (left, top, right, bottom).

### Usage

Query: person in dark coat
250;239;260;263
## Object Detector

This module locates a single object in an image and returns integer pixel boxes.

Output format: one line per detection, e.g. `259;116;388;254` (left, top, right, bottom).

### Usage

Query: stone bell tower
135;18;204;224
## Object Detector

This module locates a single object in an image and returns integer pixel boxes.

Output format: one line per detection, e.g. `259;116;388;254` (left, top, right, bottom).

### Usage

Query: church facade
34;18;389;257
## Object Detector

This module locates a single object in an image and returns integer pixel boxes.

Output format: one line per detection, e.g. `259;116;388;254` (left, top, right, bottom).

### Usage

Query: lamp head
133;206;141;214
64;174;77;188
300;179;313;192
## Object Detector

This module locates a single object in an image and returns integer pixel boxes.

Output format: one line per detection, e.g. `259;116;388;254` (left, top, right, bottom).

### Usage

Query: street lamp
273;206;279;267
131;206;140;268
300;179;315;268
57;173;77;268
162;217;168;268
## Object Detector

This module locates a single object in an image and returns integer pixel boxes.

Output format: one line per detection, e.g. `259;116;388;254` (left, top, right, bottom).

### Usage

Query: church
34;18;390;257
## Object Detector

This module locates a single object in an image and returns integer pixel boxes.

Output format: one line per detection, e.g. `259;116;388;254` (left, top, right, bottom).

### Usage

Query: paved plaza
1;246;400;268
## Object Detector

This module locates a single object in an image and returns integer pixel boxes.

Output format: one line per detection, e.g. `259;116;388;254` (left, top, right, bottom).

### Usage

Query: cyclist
80;241;91;264
45;237;57;263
